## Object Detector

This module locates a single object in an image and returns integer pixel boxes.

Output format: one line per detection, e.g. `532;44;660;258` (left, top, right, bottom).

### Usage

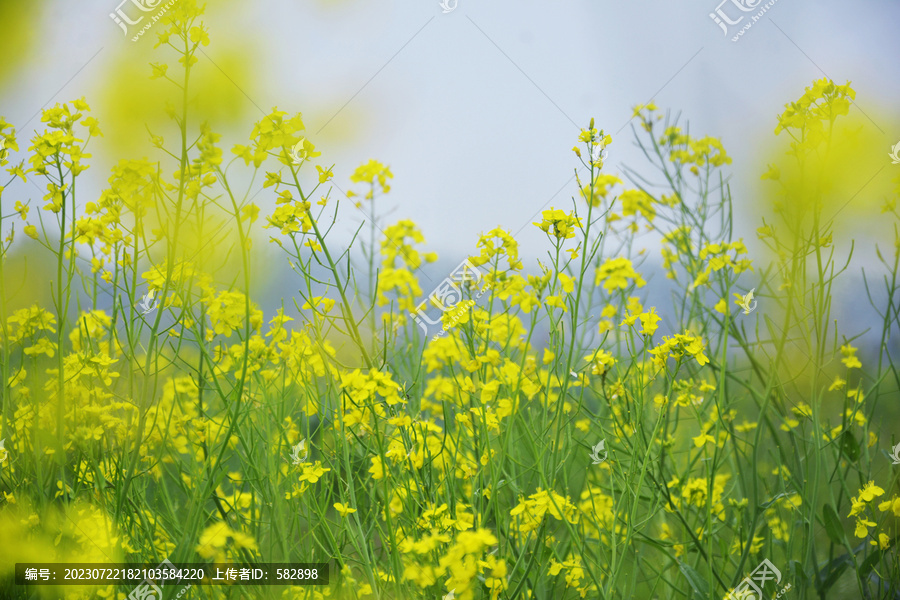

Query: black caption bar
15;563;329;586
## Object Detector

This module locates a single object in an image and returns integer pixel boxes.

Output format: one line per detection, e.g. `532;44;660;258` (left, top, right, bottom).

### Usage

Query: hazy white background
2;0;899;333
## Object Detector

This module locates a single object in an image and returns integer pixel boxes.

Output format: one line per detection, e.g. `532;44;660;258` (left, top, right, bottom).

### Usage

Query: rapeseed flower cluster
0;9;895;597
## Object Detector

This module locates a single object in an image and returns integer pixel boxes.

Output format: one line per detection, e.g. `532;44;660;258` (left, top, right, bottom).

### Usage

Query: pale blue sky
3;0;899;310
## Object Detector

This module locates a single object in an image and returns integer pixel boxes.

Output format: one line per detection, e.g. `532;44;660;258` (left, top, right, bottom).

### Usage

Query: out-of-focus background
2;0;899;345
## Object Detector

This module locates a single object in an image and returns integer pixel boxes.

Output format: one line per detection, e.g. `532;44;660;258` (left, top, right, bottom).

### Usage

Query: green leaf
858;548;882;579
678;563;710;597
789;560;808;587
840;430;860;461
817;554;851;594
823;504;845;546
816;540;868;593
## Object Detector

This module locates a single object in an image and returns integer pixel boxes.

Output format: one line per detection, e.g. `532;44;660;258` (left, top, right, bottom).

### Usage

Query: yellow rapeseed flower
334;502;357;517
595;257;646;292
